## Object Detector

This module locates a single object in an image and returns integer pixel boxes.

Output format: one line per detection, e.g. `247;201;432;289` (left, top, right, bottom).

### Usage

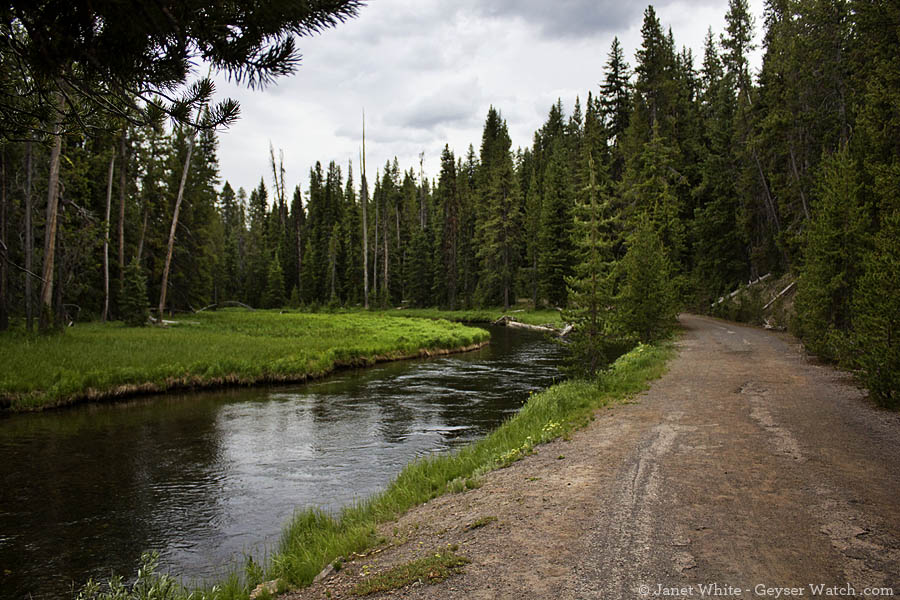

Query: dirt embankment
284;314;900;600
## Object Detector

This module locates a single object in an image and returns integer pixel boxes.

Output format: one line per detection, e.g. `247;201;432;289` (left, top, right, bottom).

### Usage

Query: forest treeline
0;1;897;403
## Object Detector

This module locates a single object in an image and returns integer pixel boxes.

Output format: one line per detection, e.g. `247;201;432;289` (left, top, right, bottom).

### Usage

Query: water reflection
0;326;560;599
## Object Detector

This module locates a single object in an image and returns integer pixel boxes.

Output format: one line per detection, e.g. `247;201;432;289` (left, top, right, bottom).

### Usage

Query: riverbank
375;307;563;328
69;338;673;600
260;341;673;598
0;310;489;412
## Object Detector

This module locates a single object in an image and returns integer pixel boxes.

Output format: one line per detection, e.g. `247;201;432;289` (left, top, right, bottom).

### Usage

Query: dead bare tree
157;132;194;323
117;131;127;293
101;150;115;322
24;138;34;331
361;111;369;309
38;95;64;332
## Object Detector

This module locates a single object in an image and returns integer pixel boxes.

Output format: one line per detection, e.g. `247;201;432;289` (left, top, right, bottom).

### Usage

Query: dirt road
286;314;900;599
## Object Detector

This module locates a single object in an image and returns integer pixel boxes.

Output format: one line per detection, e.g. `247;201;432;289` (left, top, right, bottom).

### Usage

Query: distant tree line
0;1;897;403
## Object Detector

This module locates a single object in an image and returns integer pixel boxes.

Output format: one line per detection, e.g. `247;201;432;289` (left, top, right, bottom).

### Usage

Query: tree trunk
0;146;8;331
361;178;368;308
295;204;303;300
503;246;510;311
383;198;389;307
136;205;149;263
788;144;810;220
373;186;379;301
102;151;115;322
117;131;127;293
158;135;194;322
361;115;369;309
39;105;64;333
24;139;34;331
753;151;781;232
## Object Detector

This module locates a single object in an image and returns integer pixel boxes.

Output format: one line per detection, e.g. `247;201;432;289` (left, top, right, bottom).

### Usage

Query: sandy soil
282;314;900;599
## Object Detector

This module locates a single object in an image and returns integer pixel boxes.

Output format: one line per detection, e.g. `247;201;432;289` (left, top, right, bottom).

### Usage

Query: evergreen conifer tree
538;141;575;307
263;252;286;309
120;257;150;326
614;216;677;344
563;150;618;377
794;145;867;360
851;210;900;407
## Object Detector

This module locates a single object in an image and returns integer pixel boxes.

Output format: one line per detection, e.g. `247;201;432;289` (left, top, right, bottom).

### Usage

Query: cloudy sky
213;0;765;199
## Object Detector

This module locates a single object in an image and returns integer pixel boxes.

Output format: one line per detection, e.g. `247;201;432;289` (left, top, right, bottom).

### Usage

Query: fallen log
763;280;795;311
492;315;567;336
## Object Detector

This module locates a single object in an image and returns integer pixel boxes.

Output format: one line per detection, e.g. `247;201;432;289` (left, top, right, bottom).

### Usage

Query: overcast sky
213;0;765;201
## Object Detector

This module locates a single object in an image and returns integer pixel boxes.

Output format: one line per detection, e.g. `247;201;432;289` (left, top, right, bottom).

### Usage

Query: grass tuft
464;516;497;530
350;549;470;596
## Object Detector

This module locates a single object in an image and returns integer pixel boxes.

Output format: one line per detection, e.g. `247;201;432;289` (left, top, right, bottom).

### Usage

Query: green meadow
0;310;488;412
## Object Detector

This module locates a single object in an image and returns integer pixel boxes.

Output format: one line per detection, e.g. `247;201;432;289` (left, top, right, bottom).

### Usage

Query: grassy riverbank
71;339;673;599
0;310;489;412
262;341;673;597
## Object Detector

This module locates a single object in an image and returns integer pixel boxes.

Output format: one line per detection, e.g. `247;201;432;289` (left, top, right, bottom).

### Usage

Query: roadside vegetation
0;310;488;412
73;339;673;600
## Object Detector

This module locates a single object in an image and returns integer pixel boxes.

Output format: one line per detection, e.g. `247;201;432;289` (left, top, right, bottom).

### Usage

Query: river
0;326;561;599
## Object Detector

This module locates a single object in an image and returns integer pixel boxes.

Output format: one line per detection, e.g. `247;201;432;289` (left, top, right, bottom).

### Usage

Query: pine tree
436;145;460;308
404;227;433;307
621;124;687;271
120;257;149;326
263;252;286;309
633;6;674;138
342;163;362;306
563;150;617;377
721;0;755;102
523;167;542;307
693;31;747;296
793;145;867;360
600;36;632;179
219;181;243;300
302;162;326;303
475;108;522;309
457;146;479;307
538;141;574;307
851;209;900;407
245;178;270;306
613;216;677;343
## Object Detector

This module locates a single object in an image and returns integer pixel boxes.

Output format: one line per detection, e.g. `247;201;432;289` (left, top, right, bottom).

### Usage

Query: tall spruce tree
538;140;575;307
600;36;632;180
793;145;867;360
436;145;460;308
475;108;522;309
693;31;747;296
614;216;677;344
563;149;618;377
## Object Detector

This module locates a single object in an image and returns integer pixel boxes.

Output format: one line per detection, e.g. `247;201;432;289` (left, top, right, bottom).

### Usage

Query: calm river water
0;326;561;599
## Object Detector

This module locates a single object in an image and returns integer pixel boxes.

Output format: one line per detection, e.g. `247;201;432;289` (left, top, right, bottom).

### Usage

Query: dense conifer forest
1;1;898;403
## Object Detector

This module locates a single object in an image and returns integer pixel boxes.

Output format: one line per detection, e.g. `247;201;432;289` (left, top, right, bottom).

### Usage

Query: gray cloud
469;0;642;38
214;0;766;197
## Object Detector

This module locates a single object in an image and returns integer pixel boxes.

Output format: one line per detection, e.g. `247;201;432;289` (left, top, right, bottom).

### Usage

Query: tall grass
0;310;489;411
